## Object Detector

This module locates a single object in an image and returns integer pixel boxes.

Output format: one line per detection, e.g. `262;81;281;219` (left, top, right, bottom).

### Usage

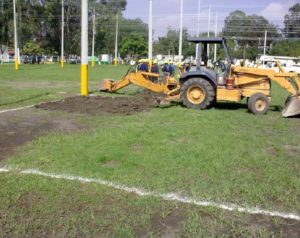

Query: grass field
0;64;299;237
0;64;132;109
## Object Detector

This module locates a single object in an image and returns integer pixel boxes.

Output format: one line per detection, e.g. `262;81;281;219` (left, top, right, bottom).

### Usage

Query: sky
123;0;299;38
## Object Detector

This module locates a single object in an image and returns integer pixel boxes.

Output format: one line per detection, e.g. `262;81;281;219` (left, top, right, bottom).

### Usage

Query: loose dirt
37;91;164;116
0;109;83;161
0;91;163;161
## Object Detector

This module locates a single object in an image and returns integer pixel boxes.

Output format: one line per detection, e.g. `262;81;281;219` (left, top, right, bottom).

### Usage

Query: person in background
169;61;176;76
177;62;184;76
162;61;170;76
137;59;143;71
139;59;149;72
150;59;159;82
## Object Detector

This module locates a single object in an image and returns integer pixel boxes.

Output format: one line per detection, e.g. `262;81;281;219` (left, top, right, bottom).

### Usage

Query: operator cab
180;37;233;87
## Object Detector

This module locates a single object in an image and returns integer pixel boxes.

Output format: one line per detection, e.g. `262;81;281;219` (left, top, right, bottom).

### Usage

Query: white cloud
153;14;179;37
259;2;291;26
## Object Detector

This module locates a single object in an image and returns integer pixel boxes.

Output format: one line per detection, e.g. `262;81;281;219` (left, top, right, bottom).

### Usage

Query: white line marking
0;167;10;172
0;105;34;114
1;167;299;221
0;96;68;115
0;95;101;115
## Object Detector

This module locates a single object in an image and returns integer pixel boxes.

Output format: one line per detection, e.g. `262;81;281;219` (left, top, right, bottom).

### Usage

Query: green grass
0;172;175;237
5;100;300;211
0;64;130;109
0;64;299;236
0;173;294;237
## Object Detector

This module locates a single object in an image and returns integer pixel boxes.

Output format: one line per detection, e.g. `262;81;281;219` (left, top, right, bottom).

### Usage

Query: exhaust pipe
282;95;300;117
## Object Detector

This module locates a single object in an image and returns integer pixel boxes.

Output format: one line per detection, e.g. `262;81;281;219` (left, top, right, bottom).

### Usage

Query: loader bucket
100;79;113;92
282;95;300;117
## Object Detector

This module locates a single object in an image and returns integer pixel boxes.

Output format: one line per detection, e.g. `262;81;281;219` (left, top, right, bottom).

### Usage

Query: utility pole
61;0;64;68
207;5;211;58
196;0;201;60
148;0;153;60
114;13;119;66
214;13;217;62
263;30;267;55
91;6;95;67
81;0;88;96
178;0;183;62
13;0;18;70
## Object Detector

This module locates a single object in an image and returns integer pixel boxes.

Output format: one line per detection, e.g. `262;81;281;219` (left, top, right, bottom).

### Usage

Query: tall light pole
196;0;201;60
214;13;218;62
148;0;153;60
13;0;18;70
263;30;267;55
81;0;88;96
91;6;96;67
61;0;64;68
207;5;211;58
114;13;119;66
178;0;183;62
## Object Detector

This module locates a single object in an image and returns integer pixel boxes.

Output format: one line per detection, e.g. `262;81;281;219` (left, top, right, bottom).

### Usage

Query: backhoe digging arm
101;69;181;99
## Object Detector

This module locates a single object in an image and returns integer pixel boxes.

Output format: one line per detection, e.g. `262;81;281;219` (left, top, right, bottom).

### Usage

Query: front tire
247;93;270;115
181;78;215;109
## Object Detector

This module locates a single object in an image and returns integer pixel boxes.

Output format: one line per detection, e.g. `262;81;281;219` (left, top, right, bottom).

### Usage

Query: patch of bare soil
135;207;185;238
0;109;83;161
198;208;300;238
37;91;164;116
135;205;300;237
246;213;300;238
284;144;300;157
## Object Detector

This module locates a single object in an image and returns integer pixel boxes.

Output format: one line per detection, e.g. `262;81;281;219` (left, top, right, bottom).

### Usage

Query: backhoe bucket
100;79;113;92
282;95;300;117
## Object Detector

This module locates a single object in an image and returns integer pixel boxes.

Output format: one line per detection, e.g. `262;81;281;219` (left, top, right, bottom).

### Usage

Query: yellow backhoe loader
101;38;300;117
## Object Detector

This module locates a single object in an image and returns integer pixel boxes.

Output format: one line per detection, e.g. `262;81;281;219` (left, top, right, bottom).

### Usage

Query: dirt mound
37;91;164;116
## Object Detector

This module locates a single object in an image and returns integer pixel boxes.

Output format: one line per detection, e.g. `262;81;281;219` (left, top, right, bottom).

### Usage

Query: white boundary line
0;105;34;114
0;167;10;172
1;167;299;221
0;97;66;115
0;95;91;115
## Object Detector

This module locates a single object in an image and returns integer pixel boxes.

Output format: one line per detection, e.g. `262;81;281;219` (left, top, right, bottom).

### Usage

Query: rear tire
247;93;270;115
181;78;215;109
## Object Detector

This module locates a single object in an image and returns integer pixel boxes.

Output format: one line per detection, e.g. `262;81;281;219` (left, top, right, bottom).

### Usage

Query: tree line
0;1;299;59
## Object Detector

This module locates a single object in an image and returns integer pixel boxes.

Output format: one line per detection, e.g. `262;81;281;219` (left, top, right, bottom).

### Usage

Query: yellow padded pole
81;64;88;96
15;57;19;70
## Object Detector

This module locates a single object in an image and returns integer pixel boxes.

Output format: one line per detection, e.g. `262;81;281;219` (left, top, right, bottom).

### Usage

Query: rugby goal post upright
148;0;153;60
61;0;64;68
13;0;19;70
81;0;88;96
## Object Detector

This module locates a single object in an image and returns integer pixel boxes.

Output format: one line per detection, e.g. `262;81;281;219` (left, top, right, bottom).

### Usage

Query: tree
0;0;128;56
223;10;279;40
270;40;300;57
118;18;148;57
222;10;279;59
22;41;43;55
0;0;13;49
91;1;130;55
153;28;194;57
283;3;300;38
119;32;147;58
